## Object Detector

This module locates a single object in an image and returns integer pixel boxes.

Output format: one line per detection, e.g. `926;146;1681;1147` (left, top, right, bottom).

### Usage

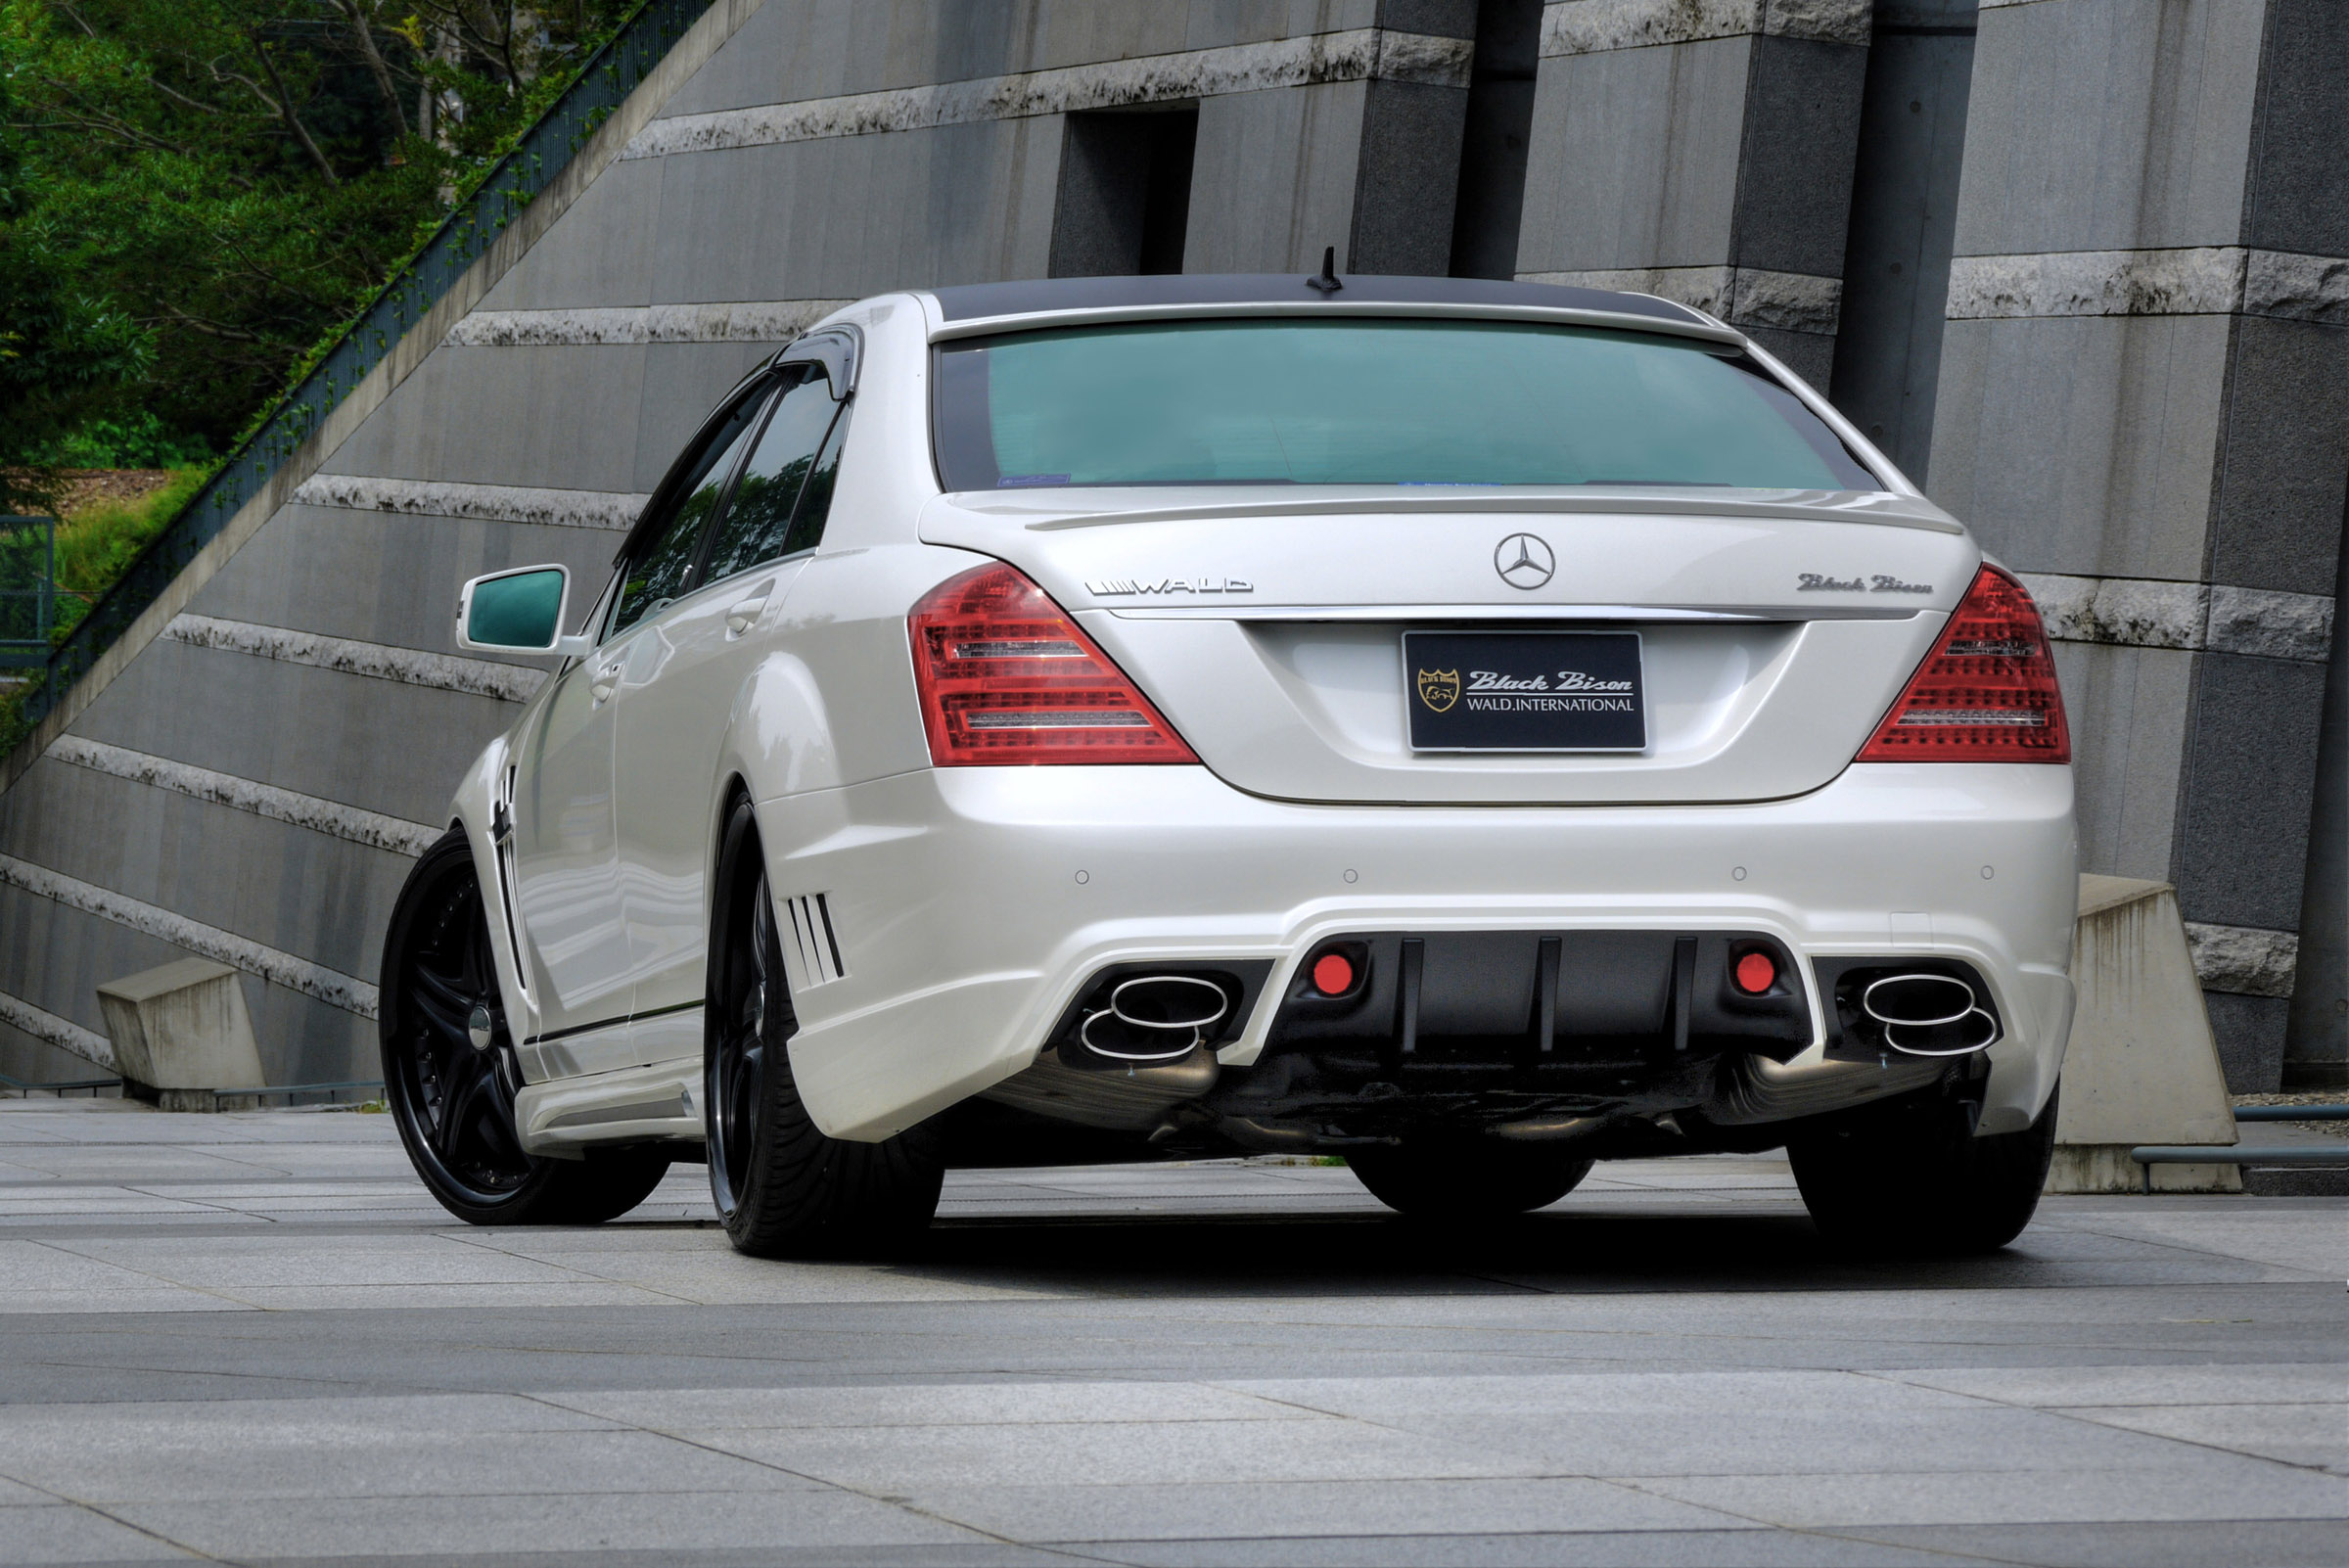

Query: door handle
724;591;770;637
589;660;623;703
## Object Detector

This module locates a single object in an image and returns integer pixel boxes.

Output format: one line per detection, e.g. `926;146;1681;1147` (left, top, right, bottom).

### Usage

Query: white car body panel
433;282;2077;1165
763;762;2076;1142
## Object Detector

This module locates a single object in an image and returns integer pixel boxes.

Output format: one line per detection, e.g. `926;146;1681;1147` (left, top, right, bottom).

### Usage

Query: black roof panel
925;273;1706;326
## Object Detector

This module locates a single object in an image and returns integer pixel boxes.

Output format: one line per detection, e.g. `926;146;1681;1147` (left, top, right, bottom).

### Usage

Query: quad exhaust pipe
1861;973;2000;1056
1080;975;1231;1063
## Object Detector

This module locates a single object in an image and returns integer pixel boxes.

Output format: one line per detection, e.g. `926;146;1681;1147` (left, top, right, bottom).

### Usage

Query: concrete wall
1924;0;2347;1089
1;0;2341;1091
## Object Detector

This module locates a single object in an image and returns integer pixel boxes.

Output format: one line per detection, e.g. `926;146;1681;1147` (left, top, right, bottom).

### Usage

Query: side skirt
514;1056;705;1157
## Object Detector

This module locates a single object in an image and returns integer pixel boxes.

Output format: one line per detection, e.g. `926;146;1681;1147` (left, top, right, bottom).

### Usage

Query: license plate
1404;630;1647;752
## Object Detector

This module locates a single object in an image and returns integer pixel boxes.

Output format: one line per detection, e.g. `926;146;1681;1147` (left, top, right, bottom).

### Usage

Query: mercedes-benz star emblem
1495;532;1555;590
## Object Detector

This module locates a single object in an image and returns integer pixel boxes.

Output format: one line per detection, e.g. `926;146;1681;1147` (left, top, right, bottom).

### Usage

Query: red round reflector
1733;951;1776;994
1311;953;1356;995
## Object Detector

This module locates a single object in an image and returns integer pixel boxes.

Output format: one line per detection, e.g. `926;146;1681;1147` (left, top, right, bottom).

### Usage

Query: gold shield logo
1415;669;1459;712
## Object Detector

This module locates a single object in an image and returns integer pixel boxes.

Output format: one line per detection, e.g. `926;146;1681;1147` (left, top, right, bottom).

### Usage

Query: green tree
0;73;151;514
0;1;630;468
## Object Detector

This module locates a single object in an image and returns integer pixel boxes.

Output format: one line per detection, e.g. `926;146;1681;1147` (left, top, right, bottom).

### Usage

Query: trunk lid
919;486;1977;805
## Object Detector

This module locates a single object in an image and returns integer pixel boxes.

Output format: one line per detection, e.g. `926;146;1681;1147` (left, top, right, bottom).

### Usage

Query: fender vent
782;892;846;986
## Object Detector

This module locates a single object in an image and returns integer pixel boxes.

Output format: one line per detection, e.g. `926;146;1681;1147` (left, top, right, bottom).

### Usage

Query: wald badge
1404;630;1646;752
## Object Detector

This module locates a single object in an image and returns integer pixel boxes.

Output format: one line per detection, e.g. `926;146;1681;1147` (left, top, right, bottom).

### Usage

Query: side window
611;390;770;635
783;402;852;558
701;366;844;583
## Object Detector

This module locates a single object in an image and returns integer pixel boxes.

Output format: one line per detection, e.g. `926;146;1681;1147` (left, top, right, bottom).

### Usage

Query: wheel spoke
750;879;774;985
450;885;487;993
409;963;474;1040
436;1051;491;1157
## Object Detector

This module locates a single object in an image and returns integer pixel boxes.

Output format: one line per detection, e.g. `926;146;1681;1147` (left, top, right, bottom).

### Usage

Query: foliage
0;464;204;754
31;411;213;470
0;70;154;514
0;1;634;474
50;465;207;621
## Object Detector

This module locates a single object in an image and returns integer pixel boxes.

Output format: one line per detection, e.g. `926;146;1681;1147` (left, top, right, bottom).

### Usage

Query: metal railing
0;516;59;670
13;0;715;733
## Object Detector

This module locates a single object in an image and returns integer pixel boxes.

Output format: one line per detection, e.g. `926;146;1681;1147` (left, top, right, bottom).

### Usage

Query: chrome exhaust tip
1860;973;2000;1056
1861;973;1976;1028
1079;975;1231;1063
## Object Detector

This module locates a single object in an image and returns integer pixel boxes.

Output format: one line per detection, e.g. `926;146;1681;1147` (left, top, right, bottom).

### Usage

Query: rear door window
700;366;845;582
611;391;770;636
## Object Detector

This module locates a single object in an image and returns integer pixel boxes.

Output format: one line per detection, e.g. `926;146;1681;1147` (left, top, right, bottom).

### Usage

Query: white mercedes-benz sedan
380;272;2077;1258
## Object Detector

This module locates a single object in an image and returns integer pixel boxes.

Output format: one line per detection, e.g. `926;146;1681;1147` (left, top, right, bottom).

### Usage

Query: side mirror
456;565;591;658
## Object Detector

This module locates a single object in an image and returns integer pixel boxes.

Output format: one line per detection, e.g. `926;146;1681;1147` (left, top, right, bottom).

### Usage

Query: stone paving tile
1;1104;2342;1561
913;1476;1750;1543
0;1289;246;1314
1355;1407;2267;1478
2046;1212;2347;1279
1098;1527;1966;1567
1883;1361;2343;1407
242;1548;1082;1568
548;1380;1306;1430
0;1501;197;1563
702;1415;1529;1491
0;1189;228;1218
108;1489;985;1559
1614;1462;2349;1526
1222;1370;1990;1417
2054;1402;2349;1471
1839;1518;2349;1568
0;1425;799;1506
438;1236;1073;1307
0;1392;624;1446
42;1232;606;1289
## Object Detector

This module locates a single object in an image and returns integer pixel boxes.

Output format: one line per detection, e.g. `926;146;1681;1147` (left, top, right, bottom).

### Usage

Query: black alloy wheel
1789;1084;2060;1255
707;854;776;1218
381;828;668;1225
705;798;944;1258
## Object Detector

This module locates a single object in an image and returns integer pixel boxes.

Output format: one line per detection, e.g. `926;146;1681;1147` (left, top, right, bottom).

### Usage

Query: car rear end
773;283;2076;1170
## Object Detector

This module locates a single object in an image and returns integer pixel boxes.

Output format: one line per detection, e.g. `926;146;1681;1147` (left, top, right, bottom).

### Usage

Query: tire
1789;1084;2059;1255
706;799;944;1258
1348;1139;1593;1218
381;828;670;1225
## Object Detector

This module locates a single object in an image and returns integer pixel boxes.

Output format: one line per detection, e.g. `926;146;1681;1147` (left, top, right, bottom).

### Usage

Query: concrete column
1184;3;1477;275
1513;0;1873;385
1827;0;1979;483
1927;0;2349;1089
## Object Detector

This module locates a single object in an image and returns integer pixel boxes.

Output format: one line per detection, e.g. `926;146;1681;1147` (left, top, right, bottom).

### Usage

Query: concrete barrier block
95;959;266;1112
2049;876;2241;1192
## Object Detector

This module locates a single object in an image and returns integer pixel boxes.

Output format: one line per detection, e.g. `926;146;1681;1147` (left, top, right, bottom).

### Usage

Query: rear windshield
932;318;1878;492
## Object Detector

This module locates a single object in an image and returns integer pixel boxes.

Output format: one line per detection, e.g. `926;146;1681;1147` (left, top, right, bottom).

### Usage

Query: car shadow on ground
867;1209;2087;1296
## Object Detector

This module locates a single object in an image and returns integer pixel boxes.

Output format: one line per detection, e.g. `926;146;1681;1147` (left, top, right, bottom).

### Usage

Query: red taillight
1733;951;1776;994
908;563;1200;765
1857;565;2070;763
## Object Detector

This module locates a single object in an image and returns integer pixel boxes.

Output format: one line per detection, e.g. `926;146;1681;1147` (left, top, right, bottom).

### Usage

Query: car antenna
1306;246;1343;294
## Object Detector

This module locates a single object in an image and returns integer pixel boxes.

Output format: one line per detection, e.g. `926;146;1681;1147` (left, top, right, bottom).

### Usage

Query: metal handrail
2130;1141;2349;1193
0;515;58;669
2234;1104;2349;1121
0;1070;120;1096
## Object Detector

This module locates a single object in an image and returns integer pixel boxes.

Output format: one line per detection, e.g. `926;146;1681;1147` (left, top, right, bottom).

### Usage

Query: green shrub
0;466;206;759
48;467;208;635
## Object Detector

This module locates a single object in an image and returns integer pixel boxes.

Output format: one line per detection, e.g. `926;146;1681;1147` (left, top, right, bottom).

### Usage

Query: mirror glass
466;569;565;650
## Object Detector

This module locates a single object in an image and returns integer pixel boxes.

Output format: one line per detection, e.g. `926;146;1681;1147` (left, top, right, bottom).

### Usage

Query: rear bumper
758;762;2076;1140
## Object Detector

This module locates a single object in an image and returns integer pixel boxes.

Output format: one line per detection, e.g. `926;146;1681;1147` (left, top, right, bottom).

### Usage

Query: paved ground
0;1099;2340;1566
